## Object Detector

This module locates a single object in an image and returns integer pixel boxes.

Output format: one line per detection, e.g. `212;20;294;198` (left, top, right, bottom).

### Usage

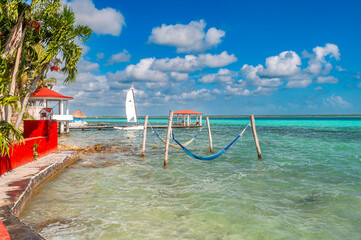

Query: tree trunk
14;64;48;129
5;24;26;123
2;11;25;59
0;106;5;121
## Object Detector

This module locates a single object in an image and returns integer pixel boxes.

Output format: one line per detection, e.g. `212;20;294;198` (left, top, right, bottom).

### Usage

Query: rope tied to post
148;122;206;149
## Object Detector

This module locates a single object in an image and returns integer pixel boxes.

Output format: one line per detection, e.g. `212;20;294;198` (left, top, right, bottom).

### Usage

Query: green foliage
0;0;92;156
32;142;39;160
0;120;23;156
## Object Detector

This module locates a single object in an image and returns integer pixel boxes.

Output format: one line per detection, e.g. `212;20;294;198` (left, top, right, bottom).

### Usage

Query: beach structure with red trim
28;87;73;133
173;110;203;127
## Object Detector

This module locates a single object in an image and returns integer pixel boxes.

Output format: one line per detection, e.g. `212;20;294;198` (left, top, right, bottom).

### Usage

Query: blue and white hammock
172;123;250;161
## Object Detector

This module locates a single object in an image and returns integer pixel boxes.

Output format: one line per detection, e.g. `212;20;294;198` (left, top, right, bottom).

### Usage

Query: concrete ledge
0;206;44;240
0;151;78;239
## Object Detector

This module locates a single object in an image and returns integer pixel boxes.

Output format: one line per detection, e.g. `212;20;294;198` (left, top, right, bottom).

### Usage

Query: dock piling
164;110;173;168
206;117;213;153
250;114;262;159
142;115;148;157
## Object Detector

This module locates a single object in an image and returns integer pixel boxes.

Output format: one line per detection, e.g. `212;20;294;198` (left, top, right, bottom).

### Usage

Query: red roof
30;87;73;99
41;108;53;112
174;110;203;115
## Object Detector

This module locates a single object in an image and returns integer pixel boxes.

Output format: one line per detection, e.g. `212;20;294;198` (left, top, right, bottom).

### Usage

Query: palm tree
0;0;92;155
14;5;92;128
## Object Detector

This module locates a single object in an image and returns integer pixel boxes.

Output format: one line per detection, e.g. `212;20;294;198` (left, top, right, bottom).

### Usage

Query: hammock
148;122;206;149
172;123;250;161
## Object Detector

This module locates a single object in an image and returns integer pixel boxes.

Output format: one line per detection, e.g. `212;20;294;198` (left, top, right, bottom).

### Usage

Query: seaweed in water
31;217;74;232
304;191;326;202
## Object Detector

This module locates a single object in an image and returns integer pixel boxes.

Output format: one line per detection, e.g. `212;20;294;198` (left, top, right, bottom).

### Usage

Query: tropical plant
0;0;92;156
13;3;92;129
0;68;23;156
0;120;23;156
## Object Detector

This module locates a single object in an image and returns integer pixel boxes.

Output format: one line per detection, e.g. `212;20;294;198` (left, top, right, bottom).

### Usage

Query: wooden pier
69;123;202;131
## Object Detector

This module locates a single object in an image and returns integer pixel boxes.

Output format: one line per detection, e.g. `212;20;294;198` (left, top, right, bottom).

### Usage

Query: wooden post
164;110;173;168
66;121;70;133
250;114;262;159
206;117;213;153
142;115;148;157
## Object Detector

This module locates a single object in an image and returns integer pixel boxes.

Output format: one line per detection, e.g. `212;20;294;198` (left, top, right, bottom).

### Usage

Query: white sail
125;87;137;123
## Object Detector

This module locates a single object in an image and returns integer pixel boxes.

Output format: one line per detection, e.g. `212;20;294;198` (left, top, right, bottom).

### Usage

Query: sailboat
114;86;143;130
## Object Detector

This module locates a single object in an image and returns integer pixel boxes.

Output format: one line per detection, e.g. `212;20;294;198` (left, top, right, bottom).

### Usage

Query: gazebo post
65;100;70;133
200;115;202;125
66;100;69;133
59;100;64;134
66;100;69;115
187;114;190;127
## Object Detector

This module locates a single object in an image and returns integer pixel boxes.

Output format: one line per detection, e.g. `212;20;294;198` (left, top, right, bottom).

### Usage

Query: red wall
0;120;58;176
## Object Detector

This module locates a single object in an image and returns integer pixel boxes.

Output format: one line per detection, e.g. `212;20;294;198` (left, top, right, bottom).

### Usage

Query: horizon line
85;114;361;119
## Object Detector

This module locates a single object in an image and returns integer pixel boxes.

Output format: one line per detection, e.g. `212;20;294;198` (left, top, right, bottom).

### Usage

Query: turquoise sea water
21;117;361;239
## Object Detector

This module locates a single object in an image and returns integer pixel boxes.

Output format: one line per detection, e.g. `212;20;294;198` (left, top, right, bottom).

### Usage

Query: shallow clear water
21;118;361;239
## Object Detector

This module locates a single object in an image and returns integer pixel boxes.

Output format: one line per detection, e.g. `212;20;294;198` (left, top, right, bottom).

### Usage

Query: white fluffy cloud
75;72;109;92
77;60;99;72
199;69;233;83
285;79;312;89
108;52;236;85
181;89;213;100
241;64;283;87
252;86;277;96
107;50;131;65
323;95;350;108
239;43;341;90
149;20;225;52
65;0;125;36
224;85;251;96
316;76;339;84
259;51;301;77
108;58;168;82
170;72;189;81
305;43;340;75
153;51;237;73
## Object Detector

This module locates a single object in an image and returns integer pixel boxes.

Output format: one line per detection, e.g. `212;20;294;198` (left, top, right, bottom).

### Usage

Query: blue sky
52;0;361;116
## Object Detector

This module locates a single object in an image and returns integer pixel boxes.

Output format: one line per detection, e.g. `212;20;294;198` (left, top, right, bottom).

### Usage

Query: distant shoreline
86;114;361;119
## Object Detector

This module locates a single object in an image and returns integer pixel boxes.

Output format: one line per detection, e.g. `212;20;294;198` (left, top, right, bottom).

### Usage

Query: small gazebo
173;110;203;127
29;87;73;133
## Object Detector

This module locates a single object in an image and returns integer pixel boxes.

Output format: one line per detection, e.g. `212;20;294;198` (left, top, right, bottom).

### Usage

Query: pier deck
69;124;201;130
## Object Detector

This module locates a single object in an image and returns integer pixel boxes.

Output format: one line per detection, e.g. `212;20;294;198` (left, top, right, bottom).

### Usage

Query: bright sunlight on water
21;117;361;239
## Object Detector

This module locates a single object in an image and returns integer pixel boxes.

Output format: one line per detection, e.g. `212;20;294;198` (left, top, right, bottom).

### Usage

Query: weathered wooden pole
142;115;148;157
206;117;213;153
250;114;262;159
164;110;173;168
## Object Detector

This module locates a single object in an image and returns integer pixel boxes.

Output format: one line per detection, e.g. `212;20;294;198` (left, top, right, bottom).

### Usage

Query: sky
51;0;361;117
